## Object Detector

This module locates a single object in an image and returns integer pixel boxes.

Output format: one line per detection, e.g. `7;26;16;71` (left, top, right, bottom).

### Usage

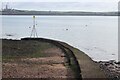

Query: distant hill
0;9;119;16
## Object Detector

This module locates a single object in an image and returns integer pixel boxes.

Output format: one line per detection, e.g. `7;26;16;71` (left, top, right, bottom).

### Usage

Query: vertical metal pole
33;16;35;38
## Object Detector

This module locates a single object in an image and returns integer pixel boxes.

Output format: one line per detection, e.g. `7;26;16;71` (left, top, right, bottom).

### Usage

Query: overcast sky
1;0;119;2
2;0;120;12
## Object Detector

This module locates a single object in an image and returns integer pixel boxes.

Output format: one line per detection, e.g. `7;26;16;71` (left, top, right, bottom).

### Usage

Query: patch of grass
2;39;56;61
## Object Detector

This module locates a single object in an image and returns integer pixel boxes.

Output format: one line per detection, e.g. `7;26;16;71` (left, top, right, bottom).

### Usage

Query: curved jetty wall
21;38;82;79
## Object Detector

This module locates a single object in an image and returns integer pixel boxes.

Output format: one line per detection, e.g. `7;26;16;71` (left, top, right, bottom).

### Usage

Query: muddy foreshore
2;37;119;80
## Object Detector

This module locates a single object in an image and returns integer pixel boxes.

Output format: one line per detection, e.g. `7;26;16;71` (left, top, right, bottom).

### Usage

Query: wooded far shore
0;9;119;16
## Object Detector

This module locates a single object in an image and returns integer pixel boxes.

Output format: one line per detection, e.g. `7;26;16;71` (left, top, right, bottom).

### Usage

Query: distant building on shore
2;3;12;11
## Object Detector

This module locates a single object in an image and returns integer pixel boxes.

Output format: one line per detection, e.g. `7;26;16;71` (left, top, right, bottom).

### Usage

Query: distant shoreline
1;9;119;16
1;14;119;16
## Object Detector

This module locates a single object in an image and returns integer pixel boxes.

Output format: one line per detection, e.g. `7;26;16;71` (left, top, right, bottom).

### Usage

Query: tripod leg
30;27;34;38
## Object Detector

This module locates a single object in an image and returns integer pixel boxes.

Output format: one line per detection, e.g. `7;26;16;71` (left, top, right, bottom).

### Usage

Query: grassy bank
2;39;78;79
2;39;56;60
2;38;107;79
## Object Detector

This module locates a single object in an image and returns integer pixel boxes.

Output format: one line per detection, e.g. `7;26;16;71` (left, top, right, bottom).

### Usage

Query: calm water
1;15;118;61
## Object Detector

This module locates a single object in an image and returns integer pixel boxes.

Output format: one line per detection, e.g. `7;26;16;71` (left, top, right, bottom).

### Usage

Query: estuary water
1;15;118;61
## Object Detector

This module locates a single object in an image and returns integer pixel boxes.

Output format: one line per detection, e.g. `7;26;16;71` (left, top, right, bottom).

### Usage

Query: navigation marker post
30;16;38;38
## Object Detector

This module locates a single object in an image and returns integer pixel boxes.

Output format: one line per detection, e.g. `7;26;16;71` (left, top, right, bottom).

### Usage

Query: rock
98;60;120;79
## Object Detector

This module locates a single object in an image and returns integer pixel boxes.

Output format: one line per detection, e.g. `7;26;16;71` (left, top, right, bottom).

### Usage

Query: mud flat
2;39;75;79
2;38;112;80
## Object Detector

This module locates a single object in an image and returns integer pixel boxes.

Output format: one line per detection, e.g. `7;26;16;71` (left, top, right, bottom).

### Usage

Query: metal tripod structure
30;16;38;38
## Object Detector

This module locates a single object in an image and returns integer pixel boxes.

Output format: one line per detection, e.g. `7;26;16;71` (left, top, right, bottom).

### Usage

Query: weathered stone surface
99;60;120;79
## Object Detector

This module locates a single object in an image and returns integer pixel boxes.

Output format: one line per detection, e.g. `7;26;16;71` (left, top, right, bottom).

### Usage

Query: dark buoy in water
112;54;115;55
5;33;14;37
66;29;68;30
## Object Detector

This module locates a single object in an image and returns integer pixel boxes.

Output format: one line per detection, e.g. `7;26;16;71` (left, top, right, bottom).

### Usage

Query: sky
1;0;120;12
1;0;119;2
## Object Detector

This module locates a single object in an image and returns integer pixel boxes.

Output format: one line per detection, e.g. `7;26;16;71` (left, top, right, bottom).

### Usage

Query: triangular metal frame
30;16;38;38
